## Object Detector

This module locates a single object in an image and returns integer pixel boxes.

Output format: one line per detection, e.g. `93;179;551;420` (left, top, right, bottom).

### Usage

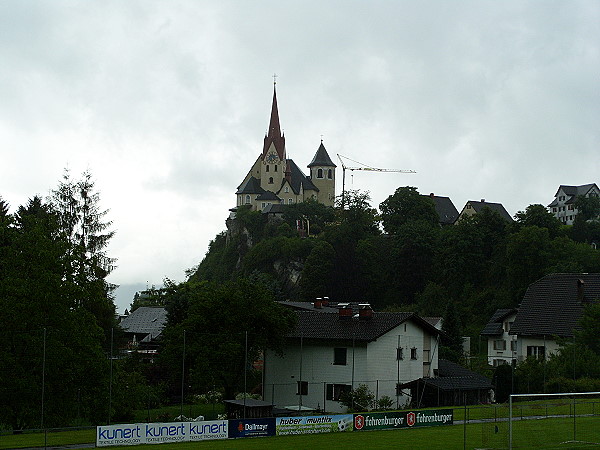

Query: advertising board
276;414;353;436
228;418;276;438
353;409;453;431
96;421;228;447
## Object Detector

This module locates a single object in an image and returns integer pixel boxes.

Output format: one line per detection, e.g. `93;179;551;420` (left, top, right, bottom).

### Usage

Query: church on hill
235;86;336;212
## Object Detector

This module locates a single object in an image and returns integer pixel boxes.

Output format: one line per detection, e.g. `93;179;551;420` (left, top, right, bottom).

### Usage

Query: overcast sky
1;1;598;313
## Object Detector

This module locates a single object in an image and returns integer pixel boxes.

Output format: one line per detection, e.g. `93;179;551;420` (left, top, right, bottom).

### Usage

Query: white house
480;308;518;366
263;305;441;413
547;183;600;225
482;273;600;365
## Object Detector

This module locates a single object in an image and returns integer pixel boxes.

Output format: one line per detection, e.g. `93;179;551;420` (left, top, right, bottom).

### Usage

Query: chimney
314;298;322;309
480;199;485;203
338;306;352;320
359;304;373;321
322;297;330;307
429;193;434;197
577;279;585;303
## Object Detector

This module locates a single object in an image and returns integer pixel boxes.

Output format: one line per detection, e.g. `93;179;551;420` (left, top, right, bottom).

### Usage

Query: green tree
439;301;464;363
299;240;335;301
514;204;561;238
379;186;438;234
574;195;600;221
159;279;296;399
0;197;110;429
50;169;117;338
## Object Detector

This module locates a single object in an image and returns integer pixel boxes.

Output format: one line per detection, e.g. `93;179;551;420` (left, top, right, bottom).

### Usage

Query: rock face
224;215;305;298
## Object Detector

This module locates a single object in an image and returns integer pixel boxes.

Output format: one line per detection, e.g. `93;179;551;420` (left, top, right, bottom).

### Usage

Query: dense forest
189;187;600;337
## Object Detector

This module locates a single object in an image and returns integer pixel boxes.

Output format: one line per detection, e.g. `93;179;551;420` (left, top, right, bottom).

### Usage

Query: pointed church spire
263;84;286;160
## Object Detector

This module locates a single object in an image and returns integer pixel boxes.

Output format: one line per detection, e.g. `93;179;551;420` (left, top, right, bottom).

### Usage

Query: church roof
285;159;318;194
263;87;286;160
308;142;336;168
236;176;265;195
256;191;280;201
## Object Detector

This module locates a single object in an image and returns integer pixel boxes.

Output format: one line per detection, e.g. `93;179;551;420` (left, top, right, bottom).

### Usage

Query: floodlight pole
181;329;186;418
41;327;46;429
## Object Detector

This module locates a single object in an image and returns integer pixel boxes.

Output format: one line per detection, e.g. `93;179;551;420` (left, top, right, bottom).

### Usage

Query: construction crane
337;154;416;207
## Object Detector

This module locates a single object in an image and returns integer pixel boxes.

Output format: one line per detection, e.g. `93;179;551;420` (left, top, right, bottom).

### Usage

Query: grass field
2;401;599;449
2;416;599;449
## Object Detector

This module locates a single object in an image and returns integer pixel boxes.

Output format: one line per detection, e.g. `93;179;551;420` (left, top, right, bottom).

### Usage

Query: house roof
119;307;167;340
287;310;440;342
480;309;518;336
549;183;599;206
465;200;513;222
307;142;336;168
399;359;492;391
262;203;286;215
422;194;459;225
510;273;600;338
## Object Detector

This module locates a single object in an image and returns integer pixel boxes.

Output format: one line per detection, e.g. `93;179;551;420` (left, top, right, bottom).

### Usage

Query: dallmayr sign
96;421;228;447
353;409;453;431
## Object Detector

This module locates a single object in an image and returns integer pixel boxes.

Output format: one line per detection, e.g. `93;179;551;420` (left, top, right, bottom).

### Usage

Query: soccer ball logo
407;412;416;427
354;415;365;430
338;417;352;432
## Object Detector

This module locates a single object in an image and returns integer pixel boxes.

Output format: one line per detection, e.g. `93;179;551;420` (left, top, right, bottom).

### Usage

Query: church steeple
263;85;286;160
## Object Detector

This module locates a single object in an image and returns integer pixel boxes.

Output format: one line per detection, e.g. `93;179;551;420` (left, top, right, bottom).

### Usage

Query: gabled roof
464;200;513;222
480;308;517;336
551;184;599;205
399;359;492;391
307;142;336;168
236;176;265;195
422;194;459;225
119;307;167;340
286;159;318;194
287;310;440;342
510;273;600;338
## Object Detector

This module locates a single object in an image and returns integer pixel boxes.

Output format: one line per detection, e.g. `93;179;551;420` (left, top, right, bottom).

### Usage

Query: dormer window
284;186;289;193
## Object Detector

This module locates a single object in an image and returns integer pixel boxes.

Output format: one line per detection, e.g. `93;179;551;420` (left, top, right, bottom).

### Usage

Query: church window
284;186;289;193
328;169;332;179
274;165;278;172
269;177;274;184
289;198;294;204
317;168;323;179
245;195;250;204
266;165;270;172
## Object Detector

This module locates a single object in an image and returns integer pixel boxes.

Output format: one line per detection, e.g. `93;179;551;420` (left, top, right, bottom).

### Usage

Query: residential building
547;183;600;225
480;309;518;366
235;85;336;212
422;193;459;226
119;306;167;358
456;199;513;223
481;274;600;365
263;305;441;413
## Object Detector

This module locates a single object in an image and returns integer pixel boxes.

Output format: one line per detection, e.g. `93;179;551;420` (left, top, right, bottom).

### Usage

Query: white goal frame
509;391;600;450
